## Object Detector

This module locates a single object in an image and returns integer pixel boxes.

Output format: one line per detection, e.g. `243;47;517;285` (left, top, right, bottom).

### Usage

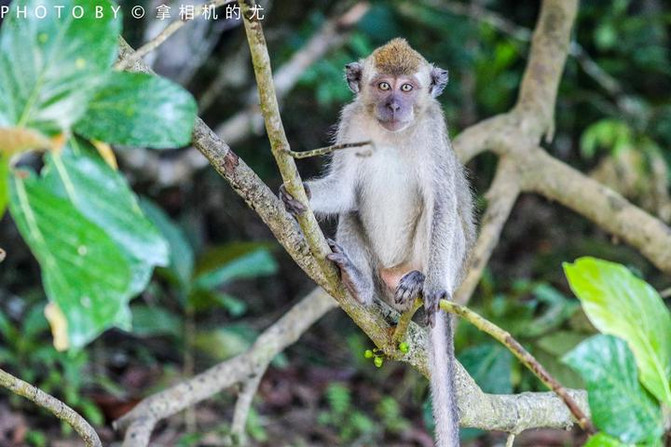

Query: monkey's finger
326;238;345;254
326;252;349;267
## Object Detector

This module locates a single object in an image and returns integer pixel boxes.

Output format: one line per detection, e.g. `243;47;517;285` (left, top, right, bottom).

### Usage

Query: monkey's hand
395;270;425;309
326;239;373;305
279;182;311;216
422;288;449;327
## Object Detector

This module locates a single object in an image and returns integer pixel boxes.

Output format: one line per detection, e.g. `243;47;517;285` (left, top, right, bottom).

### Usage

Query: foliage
563;257;670;445
0;302;103;426
317;382;378;442
0;0;197;349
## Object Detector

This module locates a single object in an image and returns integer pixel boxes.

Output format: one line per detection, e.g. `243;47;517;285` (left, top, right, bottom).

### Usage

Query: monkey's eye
401;83;413;92
378;82;391;91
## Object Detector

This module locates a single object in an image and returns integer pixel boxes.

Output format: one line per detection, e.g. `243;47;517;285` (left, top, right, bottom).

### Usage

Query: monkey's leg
326;214;375;305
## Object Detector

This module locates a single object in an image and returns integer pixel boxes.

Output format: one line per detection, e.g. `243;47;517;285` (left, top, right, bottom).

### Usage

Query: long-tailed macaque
280;38;475;447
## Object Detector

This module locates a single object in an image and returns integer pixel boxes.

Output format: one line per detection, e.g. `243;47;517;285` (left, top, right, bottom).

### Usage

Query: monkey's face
368;76;420;132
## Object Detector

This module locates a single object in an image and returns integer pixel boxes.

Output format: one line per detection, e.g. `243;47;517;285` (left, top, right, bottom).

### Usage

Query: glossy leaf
563;335;663;443
9;170;132;349
75;71;197;148
43;144;168;295
563;257;671;405
0;0;120;133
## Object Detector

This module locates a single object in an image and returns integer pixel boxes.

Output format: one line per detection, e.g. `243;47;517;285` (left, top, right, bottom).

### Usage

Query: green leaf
584;433;629;447
563;257;671;405
8;170;132;349
193;247;278;291
458;343;512;394
43;144;168;295
563;335;663;443
0;0;120;133
140;198;194;291
75;71;197;148
0;154;9;218
130;305;183;338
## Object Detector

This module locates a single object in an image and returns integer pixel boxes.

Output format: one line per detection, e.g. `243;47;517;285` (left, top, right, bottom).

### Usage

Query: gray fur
282;52;475;447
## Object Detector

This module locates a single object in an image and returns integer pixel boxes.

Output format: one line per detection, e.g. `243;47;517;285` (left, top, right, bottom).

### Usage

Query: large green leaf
0;0;120;133
75;72;197;148
563;335;663;443
8;170;132;349
563;257;671;405
43;144;168;295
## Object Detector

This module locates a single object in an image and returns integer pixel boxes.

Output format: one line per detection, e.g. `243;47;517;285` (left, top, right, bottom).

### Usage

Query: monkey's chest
357;150;423;267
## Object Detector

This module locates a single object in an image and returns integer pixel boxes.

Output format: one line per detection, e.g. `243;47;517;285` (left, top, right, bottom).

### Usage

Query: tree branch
0;368;102;447
455;159;520;305
115;288;337;446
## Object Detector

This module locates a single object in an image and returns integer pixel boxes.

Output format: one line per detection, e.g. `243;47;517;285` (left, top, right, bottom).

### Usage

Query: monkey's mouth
378;119;408;132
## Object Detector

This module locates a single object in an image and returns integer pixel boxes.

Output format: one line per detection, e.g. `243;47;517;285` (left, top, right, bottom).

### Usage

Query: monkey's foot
423;289;449;327
326;239;373;305
394;270;425;309
279;183;311;216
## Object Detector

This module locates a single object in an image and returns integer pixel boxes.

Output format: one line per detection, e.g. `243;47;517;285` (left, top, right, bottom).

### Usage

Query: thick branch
0;368;102;447
519;148;671;273
513;0;578;140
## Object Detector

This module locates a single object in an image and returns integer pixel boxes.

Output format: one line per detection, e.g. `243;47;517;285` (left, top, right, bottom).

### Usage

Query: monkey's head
345;38;448;132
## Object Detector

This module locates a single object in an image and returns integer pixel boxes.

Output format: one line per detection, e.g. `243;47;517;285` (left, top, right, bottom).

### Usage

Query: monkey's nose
387;101;400;113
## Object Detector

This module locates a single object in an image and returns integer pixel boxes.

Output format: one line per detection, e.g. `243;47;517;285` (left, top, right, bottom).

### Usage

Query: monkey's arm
304;153;358;216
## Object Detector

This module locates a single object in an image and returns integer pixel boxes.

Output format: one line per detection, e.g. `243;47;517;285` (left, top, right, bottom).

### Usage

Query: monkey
280;38;475;447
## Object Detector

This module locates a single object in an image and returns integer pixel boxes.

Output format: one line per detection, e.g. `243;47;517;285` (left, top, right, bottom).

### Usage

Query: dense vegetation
0;0;669;445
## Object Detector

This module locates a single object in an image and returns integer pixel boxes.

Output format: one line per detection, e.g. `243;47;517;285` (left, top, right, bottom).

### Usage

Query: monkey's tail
429;309;460;447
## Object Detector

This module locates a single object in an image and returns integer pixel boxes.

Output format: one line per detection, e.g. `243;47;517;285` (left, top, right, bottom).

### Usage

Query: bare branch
0;368;102;447
239;0;340;286
115;288;337;445
115;0;235;71
440;300;594;433
285;141;372;159
231;374;262;444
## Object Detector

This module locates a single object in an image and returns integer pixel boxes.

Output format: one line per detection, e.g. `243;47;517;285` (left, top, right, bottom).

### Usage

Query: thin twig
115;0;235;70
285;141;372;159
239;0;341;284
231;374;263;444
439;299;595;433
392;299;422;346
506;433;516;447
0;368;102;447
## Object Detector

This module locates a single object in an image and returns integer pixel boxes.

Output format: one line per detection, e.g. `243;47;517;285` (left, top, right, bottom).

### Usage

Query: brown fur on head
371;38;427;77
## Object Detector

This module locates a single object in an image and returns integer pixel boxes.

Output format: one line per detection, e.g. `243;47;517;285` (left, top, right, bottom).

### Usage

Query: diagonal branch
238;0;339;285
455;159;520;305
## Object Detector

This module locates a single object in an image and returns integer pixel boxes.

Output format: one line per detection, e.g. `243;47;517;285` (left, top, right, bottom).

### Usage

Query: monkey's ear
345;62;363;94
429;66;449;98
